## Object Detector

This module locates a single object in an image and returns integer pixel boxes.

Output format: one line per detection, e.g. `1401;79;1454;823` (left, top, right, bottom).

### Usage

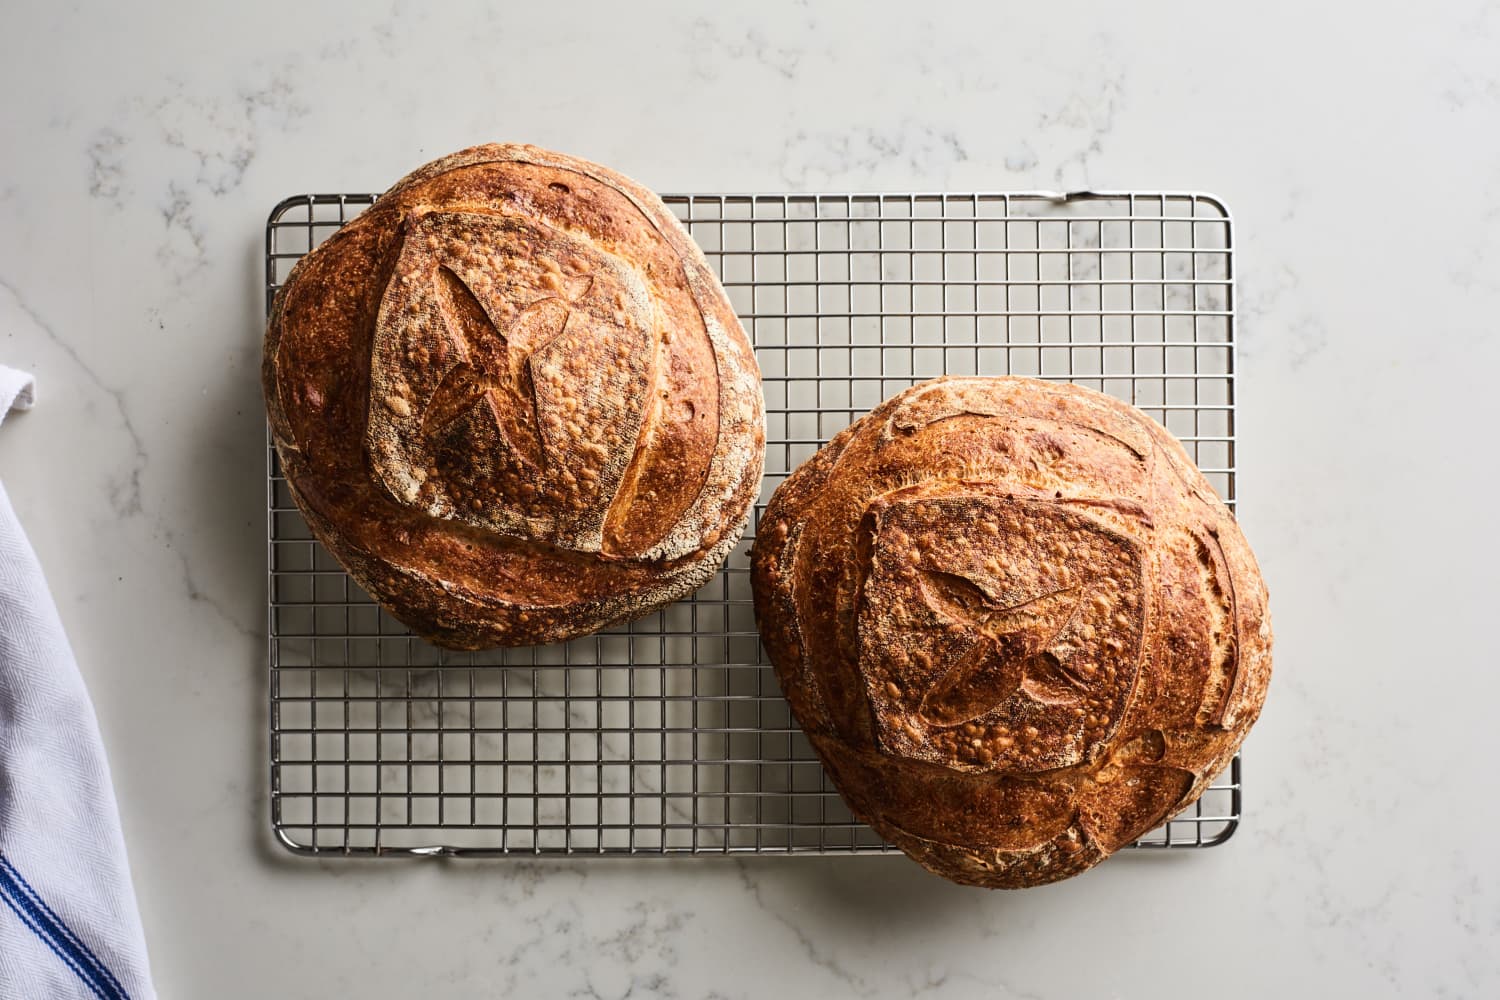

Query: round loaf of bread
751;376;1271;887
264;144;764;648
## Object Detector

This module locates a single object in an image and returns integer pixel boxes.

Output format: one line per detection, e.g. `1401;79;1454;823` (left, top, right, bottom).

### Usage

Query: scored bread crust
750;376;1271;888
264;144;764;648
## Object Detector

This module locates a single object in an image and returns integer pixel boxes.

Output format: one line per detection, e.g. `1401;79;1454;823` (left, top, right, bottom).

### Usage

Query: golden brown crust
750;376;1271;888
264;144;764;648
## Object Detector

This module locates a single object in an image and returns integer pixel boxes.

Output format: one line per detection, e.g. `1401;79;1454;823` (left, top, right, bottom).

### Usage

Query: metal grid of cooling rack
266;190;1242;857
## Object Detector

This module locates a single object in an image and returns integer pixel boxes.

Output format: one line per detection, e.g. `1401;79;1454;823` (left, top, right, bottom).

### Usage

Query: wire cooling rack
266;190;1242;857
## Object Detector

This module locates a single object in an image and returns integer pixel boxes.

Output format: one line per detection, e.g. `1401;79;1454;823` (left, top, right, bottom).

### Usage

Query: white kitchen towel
0;366;155;999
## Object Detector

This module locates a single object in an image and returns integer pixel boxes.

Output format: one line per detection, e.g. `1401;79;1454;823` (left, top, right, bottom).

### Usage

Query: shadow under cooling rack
266;190;1242;857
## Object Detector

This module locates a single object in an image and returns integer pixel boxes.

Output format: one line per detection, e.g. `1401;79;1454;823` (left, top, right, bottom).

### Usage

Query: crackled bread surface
750;376;1271;887
264;144;764;648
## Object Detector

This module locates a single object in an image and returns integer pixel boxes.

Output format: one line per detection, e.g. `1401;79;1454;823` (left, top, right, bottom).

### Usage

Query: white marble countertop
1;1;1495;996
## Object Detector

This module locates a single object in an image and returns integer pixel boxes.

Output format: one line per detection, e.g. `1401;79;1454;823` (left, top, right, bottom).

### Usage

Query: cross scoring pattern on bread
421;265;594;470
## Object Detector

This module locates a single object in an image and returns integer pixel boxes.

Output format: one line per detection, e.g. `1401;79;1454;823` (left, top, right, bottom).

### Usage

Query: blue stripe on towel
0;852;129;1000
0;887;106;999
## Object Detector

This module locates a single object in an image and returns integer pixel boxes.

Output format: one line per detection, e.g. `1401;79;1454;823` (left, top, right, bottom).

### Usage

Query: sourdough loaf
264;144;764;648
750;376;1271;887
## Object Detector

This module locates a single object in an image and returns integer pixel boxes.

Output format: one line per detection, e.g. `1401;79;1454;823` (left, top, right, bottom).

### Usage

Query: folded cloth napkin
0;367;155;999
